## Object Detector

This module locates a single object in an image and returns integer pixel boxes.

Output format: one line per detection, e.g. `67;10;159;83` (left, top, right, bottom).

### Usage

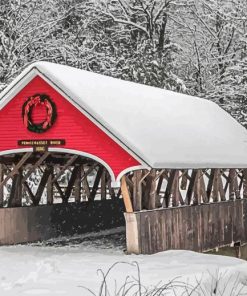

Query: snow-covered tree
1;0;247;126
0;0;75;86
83;0;186;91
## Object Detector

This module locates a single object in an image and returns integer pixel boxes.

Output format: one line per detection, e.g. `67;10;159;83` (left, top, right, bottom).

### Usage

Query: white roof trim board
1;61;247;169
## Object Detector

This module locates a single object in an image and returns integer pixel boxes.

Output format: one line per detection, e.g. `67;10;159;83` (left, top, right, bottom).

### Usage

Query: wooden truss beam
101;169;107;200
8;169;23;207
64;166;81;202
243;169;247;198
0;152;32;189
22;152;50;182
33;167;53;206
89;166;103;201
52;155;78;183
121;176;133;213
74;165;81;203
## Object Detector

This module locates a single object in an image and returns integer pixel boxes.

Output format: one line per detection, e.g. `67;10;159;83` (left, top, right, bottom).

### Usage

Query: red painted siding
0;76;140;179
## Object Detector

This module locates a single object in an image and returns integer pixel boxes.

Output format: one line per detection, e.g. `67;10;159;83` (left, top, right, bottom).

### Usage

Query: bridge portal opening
0;151;125;245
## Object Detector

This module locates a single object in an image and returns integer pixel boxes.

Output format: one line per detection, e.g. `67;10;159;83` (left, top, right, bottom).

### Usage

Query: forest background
0;0;246;125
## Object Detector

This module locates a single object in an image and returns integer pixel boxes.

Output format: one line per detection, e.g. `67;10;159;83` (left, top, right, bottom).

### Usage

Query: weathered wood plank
125;199;247;254
121;176;133;213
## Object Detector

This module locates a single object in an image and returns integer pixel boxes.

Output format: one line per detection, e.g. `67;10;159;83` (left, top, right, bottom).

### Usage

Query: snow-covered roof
1;61;247;169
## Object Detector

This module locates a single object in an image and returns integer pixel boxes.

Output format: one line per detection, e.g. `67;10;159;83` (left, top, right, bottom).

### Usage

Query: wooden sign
18;139;65;152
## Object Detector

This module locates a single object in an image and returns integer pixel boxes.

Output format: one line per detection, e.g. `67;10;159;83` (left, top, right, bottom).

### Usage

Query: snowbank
0;229;246;295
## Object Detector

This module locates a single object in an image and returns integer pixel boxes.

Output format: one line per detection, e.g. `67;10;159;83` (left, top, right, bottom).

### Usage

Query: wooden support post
229;169;235;200
81;165;92;201
212;169;219;202
133;170;142;211
47;166;54;205
124;212;141;254
107;175;116;199
147;169;156;210
238;170;244;191
121;176;133;213
163;170;176;208
34;167;52;206
218;170;226;201
0;164;4;207
156;173;164;195
229;169;239;200
185;170;197;205
23;181;35;203
193;170;201;205
8;169;23;207
89;166;103;201
243;169;247;198
101;168;107;200
54;181;65;201
206;169;216;201
64;166;81;202
235;171;241;199
172;170;180;207
74;165;81;203
200;173;208;203
181;170;188;190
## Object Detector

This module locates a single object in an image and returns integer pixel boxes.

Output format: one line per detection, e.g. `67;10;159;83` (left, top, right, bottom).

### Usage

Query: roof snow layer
1;61;247;169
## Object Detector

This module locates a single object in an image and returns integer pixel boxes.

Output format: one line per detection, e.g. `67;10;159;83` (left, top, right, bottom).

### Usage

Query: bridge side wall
0;199;125;245
125;199;247;254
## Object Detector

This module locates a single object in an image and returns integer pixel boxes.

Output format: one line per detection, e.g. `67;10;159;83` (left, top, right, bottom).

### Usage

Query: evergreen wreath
22;94;57;133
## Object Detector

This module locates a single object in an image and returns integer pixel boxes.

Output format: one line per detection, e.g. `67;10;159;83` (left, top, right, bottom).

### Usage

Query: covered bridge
0;62;247;254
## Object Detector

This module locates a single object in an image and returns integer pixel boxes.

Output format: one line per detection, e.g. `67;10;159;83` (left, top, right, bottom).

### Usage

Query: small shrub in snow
79;261;247;296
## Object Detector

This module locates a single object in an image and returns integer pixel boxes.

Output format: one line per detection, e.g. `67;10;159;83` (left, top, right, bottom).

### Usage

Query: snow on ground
0;228;246;295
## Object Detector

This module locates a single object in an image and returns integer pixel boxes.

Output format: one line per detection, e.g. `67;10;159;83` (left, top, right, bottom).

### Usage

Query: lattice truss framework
0;152;247;210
